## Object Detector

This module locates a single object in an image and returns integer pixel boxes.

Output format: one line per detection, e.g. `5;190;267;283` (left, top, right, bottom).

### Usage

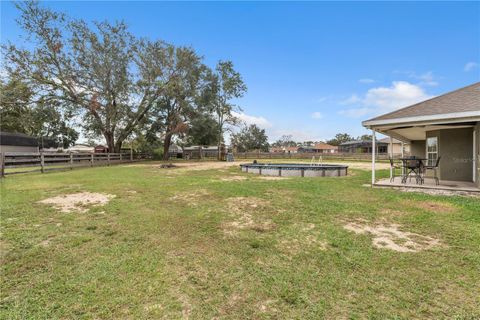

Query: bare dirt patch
38;192;115;213
258;176;289;181
222;197;276;235
329;161;389;170
379;186;480;198
219;176;247;182
343;219;441;252
257;299;278;314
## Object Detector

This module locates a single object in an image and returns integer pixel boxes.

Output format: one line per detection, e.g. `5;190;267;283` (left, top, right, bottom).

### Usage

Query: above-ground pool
240;163;348;177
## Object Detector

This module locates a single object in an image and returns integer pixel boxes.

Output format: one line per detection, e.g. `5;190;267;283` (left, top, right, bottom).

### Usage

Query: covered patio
375;177;479;193
362;82;480;193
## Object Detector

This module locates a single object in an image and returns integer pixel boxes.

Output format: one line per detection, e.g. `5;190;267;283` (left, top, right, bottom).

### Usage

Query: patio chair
406;159;424;184
424;156;441;185
389;158;402;182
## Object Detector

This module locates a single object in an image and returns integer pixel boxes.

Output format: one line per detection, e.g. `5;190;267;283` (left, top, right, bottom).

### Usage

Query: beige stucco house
363;82;479;191
378;137;410;155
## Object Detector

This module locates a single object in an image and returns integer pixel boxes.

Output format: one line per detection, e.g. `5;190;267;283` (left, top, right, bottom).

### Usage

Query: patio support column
401;142;405;177
389;136;394;180
474;129;477;183
371;130;376;185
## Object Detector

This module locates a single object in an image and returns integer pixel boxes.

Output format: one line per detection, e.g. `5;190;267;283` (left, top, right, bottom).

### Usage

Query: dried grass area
277;222;327;255
222;197;276;235
38;192;115;213
405;200;457;213
344;219;442;252
170;189;211;207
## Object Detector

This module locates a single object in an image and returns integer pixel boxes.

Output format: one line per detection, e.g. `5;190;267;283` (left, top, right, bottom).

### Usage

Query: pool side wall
241;165;347;177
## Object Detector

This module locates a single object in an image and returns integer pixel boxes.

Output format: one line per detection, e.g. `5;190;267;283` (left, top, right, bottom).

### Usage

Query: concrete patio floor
374;177;480;193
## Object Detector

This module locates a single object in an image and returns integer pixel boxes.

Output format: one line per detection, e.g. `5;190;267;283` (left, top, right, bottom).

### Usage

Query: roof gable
365;82;480;122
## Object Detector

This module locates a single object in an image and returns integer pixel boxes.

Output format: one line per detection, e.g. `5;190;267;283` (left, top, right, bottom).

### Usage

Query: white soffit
387;124;474;141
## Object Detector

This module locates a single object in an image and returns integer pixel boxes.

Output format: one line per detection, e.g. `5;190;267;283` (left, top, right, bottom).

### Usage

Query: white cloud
394;70;439;86
231;111;272;128
311;111;323;119
315;97;329;103
338;81;433;118
340;94;362;105
359;78;375;84
364;81;431;109
464;62;479;72
414;71;438;86
269;129;325;143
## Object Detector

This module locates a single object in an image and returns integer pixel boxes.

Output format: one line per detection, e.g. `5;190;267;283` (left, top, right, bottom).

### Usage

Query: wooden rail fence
0;151;151;177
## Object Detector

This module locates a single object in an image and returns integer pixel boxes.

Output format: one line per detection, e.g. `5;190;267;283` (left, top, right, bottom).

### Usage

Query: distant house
94;145;109;153
270;146;285;153
313;143;338;153
377;137;410;155
0;132;39;153
296;146;315;153
69;144;95;153
183;145;219;159
269;146;299;153
339;140;388;153
284;146;299;154
168;144;183;158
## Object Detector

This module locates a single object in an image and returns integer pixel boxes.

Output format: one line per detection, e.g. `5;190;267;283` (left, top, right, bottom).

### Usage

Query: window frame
426;136;438;166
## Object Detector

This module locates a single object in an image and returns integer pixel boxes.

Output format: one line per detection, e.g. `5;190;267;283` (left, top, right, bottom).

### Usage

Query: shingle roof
0;132;38;147
365;82;480;122
313;143;338;150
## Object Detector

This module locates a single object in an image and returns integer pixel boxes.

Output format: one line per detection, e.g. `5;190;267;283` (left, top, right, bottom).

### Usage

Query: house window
378;146;388;153
426;137;438;166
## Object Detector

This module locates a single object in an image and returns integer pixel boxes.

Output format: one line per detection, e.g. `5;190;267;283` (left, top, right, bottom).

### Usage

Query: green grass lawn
1;161;479;319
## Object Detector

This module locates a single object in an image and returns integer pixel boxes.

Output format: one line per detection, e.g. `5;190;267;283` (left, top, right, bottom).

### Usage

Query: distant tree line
269;133;373;148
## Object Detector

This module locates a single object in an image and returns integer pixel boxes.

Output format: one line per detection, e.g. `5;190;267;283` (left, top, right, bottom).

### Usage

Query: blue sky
2;1;479;142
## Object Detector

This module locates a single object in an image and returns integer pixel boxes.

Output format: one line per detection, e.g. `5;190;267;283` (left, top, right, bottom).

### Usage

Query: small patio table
399;158;426;184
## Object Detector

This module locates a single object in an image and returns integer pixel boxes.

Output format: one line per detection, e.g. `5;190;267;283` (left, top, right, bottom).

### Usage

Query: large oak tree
2;1;180;152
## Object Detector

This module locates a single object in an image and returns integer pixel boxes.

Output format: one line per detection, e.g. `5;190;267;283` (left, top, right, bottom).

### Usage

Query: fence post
130;148;133;161
40;151;45;173
0;153;5;178
90;153;94;167
107;153;110;166
120;153;123;162
69;152;73;170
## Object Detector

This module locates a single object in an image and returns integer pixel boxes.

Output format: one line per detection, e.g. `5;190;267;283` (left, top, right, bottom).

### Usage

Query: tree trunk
217;125;223;161
114;140;123;153
163;133;172;161
105;132;115;153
